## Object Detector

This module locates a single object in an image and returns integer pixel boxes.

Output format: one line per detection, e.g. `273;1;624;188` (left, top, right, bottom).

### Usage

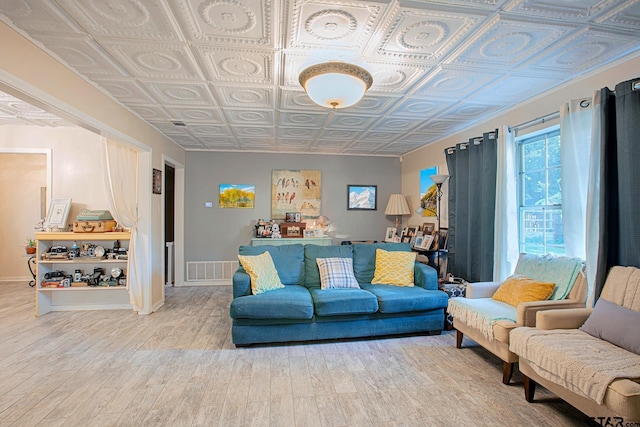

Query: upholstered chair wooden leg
524;375;536;402
502;362;514;384
456;330;463;348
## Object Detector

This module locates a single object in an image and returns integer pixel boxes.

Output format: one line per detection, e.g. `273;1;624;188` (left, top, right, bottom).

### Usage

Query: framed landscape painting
219;184;255;208
347;185;377;210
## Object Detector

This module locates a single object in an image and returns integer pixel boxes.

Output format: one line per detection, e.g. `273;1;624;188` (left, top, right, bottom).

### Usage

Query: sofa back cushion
601;266;640;312
352;242;412;284
238;244;305;285
514;253;583;300
304;244;353;288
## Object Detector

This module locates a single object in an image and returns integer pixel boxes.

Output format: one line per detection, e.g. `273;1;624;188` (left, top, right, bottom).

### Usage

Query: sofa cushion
238;251;285;295
304;244;353;288
316;258;359;289
371;249;416;287
361;284;448;314
580;298;640;355
230;285;313;320
309;288;378;316
239;244;305;285
491;275;555;306
352;242;411;284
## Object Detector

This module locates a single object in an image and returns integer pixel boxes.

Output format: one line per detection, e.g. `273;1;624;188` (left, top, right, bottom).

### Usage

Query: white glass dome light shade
299;62;373;109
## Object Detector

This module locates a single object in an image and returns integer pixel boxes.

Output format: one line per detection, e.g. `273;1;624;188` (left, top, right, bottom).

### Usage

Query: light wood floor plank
0;281;593;426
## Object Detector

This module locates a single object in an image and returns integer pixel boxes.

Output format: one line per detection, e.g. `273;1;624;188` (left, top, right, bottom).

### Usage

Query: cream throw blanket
447;297;516;340
510;328;640;404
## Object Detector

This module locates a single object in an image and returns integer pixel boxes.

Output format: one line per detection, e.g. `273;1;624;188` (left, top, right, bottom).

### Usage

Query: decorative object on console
25;238;36;255
280;222;306;238
298;62;373;109
347;185;377;210
384;194;410;232
219;184;255;208
272;170;321;220
430;174;450;277
45;198;72;231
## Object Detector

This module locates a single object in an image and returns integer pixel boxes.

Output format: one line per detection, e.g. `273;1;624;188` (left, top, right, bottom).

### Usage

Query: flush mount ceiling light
299;62;373;109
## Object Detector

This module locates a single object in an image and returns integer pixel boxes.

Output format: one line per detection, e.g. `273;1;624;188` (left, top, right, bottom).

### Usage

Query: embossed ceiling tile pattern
195;46;273;83
142;81;215;106
213;86;274;108
370;117;421;133
100;40;202;80
341;95;401;113
376;6;485;60
316;128;362;141
412;65;503;100
175;0;273;45
368;63;429;94
358;130;405;142
414;119;468;134
448;14;574;69
234;125;275;138
163;106;225;123
279;111;327;127
224;109;274;126
23;33;128;77
278;127;321;139
186;124;232;137
596;1;640;29
522;26;640;73
441;101;504;122
90;78;158;104
126;104;171;121
324;114;378;130
0;1;81;33
288;0;384;50
474;72;565;103
504;0;614;21
279;89;322;110
57;0;180;41
389;97;452;118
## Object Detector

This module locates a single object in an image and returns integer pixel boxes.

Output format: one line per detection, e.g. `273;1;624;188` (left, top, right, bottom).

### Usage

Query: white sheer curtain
493;125;519;281
585;90;602;306
559;98;592;259
102;137;146;312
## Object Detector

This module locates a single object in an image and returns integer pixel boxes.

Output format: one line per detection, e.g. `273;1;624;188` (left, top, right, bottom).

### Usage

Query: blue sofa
230;242;448;346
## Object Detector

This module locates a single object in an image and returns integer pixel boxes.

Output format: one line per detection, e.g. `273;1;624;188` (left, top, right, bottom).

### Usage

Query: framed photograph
401;226;416;243
45;198;72;230
413;235;424;249
219;184;255;208
347;185;377;210
385;227;396;242
434;228;449;250
422;222;435;235
152;168;162;195
303;229;315;238
286;212;301;222
410;230;423;247
421;234;435;250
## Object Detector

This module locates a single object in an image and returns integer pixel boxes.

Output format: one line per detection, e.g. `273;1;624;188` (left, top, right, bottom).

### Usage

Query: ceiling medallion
298;62;373;109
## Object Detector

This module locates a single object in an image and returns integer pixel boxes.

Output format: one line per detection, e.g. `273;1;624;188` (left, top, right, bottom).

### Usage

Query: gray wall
185;151;402;261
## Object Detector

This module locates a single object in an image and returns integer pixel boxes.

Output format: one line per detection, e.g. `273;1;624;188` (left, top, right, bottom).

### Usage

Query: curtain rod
510;111;559;132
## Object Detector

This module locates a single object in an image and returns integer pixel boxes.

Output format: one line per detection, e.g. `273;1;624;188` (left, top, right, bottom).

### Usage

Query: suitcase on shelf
76;209;113;221
72;220;117;233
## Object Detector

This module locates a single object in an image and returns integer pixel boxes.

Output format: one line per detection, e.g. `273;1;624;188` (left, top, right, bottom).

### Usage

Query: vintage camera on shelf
41;270;71;288
106;247;128;260
42;246;69;260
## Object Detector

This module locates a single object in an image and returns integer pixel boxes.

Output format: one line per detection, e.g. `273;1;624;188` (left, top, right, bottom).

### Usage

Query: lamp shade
384;194;410;216
430;174;450;185
299;62;373;109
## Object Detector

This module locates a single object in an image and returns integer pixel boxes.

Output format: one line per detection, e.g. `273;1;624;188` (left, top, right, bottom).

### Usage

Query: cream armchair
510;266;640;422
449;254;586;384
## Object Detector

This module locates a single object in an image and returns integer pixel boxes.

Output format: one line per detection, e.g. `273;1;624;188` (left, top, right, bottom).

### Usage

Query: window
516;126;565;255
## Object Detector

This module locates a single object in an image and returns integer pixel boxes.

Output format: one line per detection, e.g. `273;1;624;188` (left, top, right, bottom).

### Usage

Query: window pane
548;167;562;205
522;140;545;171
522;171;546;206
548;134;561;168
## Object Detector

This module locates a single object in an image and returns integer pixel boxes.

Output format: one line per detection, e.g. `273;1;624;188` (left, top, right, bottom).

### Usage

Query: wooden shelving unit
35;232;133;316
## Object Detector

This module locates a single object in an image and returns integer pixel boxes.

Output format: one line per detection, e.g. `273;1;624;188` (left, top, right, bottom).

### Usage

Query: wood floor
0;281;594;427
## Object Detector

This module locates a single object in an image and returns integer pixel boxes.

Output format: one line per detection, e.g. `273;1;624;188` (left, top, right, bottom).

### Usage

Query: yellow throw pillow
238;251;285;295
371;249;416;287
492;274;556;306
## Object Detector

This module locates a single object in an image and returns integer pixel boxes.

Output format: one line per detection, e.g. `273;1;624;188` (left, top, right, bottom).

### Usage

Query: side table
439;281;467;330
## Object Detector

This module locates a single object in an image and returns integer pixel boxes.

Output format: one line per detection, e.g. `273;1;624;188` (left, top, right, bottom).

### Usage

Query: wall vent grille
186;261;237;284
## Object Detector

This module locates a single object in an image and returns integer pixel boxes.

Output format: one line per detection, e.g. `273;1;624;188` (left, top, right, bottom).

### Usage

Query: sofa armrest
465;281;501;299
535;308;593;330
516;299;587;327
232;270;251;298
414;262;438;290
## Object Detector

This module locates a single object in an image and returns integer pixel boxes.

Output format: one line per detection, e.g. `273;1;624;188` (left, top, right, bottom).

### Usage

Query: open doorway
165;163;175;286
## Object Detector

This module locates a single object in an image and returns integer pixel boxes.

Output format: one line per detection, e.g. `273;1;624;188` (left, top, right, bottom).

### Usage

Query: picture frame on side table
385;227;396;242
422;222;435;235
421;234;435;250
45;198;72;230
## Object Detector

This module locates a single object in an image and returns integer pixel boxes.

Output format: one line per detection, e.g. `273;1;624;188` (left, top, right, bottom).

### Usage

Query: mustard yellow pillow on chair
238;251;285;295
492;275;555;306
371;249;416;287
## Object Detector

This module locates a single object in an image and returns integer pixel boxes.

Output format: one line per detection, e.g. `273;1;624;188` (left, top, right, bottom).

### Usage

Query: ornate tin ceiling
1;0;639;156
